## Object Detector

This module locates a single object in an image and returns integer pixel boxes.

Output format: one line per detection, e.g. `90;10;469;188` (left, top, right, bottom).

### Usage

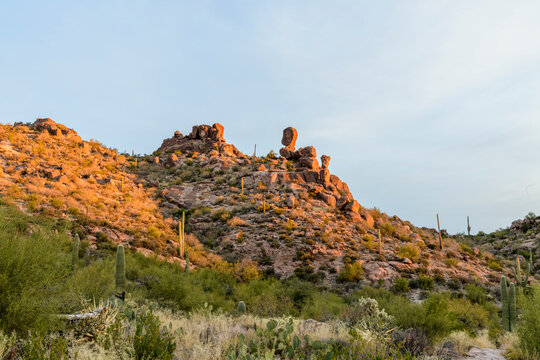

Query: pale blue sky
2;1;540;234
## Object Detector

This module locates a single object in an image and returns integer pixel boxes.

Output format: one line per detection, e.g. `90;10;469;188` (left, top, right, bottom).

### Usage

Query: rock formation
279;127;298;159
157;123;243;158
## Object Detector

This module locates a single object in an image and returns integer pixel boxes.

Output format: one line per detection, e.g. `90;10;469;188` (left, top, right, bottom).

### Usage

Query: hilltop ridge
0;118;505;288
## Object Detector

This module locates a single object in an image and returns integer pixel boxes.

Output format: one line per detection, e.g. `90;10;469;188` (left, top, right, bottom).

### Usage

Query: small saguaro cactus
185;249;190;273
378;229;382;257
501;275;517;331
514;256;530;287
178;212;185;259
72;234;79;271
241;177;244;196
116;245;126;291
237;301;246;314
436;213;443;250
467;216;471;236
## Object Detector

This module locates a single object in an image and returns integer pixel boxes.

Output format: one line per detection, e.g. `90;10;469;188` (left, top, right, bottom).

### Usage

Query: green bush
398;244;420;262
337;262;364;282
465;283;487;305
391;277;410;293
516;286;540;358
0;205;70;334
133;310;176;360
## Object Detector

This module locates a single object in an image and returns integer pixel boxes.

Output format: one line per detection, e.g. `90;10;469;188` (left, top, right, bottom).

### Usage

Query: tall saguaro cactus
178;212;186;259
378;229;382;257
514;256;530;287
437;213;443;250
116;245;126;291
501;275;516;331
72;234;79;271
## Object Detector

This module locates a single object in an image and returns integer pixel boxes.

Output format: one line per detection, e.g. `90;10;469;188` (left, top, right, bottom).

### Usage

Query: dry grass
157;310;349;360
441;330;495;356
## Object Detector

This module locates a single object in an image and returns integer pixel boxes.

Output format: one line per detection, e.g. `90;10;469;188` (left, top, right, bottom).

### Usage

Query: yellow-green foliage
337;262;364;282
398;243;420;262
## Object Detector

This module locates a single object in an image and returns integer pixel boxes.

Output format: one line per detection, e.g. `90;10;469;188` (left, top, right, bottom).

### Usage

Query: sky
1;1;540;234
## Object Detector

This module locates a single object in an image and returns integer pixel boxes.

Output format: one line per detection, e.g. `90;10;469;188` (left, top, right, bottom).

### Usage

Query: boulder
295;146;317;159
343;200;360;213
298;157;319;171
209;123;224;141
320;155;330;169
164;154;179;167
279;146;295;159
318;192;337;207
319;169;330;184
281;127;298;147
302;170;319;183
336;193;353;208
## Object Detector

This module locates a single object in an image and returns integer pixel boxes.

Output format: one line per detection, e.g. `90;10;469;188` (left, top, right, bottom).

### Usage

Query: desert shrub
379;222;397;237
391;277;410;293
410;275;434;290
133;310;176;360
445;258;459;267
301;291;343;321
397;244;420;262
0;205;70;334
465;283;487;305
337;262;364;282
391;328;430;356
516;286;540;358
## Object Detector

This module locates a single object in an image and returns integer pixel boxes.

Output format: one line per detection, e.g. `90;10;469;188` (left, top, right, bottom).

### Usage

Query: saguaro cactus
185;249;190;273
378;229;382;257
241;177;244;196
178;212;185;258
437;213;443;250
514;256;530;287
467;216;471;236
509;282;516;328
501;275;516;331
116;245;126;291
72;234;79;271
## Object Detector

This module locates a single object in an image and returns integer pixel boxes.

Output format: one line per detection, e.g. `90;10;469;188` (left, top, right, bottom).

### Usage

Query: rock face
157;123;244;158
26;118;81;140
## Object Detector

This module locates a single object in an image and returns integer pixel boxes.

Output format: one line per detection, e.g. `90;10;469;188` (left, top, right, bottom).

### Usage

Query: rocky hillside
136;123;503;287
467;212;540;279
0;118;217;268
0;118;505;287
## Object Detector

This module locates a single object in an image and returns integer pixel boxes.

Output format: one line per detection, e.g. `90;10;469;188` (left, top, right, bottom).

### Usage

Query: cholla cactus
350;298;395;341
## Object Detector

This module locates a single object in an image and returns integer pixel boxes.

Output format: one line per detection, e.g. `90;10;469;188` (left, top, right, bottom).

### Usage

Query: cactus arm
501;275;510;331
72;234;79;271
509;282;516;331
